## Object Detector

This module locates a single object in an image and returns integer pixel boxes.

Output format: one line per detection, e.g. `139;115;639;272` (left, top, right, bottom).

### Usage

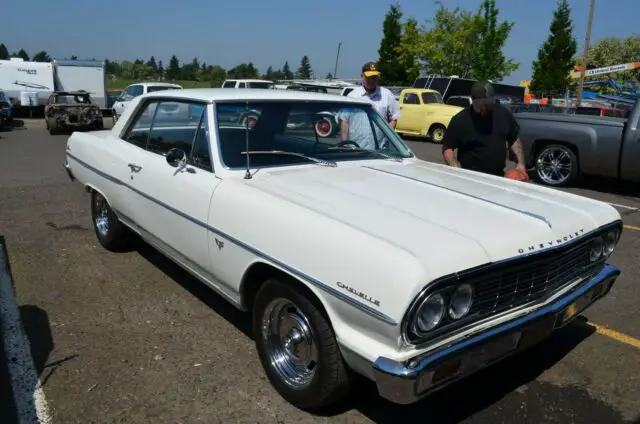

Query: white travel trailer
0;58;55;107
53;59;107;109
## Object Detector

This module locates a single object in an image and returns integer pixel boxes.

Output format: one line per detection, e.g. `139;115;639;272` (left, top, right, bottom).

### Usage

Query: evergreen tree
297;56;312;79
166;55;181;80
377;2;409;85
282;61;294;79
529;0;577;96
0;44;9;60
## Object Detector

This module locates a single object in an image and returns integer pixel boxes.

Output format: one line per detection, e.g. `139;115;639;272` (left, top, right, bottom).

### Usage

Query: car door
124;98;220;271
397;91;423;133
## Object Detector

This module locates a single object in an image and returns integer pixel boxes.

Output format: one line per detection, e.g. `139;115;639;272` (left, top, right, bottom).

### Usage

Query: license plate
558;284;604;326
473;332;521;365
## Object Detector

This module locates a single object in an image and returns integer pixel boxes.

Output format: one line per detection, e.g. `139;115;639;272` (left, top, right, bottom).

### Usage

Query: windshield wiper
327;146;404;162
240;150;337;167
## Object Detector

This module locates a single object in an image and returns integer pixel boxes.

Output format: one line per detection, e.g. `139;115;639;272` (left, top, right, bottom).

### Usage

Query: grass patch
106;79;212;90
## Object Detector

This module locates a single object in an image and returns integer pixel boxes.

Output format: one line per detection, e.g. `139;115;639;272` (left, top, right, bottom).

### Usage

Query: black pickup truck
515;96;640;187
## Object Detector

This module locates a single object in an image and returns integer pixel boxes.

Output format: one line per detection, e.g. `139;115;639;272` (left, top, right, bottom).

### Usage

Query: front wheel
534;144;579;187
253;278;352;411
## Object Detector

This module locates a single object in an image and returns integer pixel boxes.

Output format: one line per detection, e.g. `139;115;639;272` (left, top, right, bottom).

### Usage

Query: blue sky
3;0;638;85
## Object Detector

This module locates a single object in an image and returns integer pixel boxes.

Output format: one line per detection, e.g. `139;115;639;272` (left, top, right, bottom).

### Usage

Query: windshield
421;92;444;104
247;81;274;89
215;101;413;169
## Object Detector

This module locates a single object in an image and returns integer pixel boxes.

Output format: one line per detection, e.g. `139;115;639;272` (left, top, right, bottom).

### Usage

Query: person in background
441;80;527;178
338;62;400;149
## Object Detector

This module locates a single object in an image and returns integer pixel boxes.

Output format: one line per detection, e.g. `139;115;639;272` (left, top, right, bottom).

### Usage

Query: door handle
128;163;142;172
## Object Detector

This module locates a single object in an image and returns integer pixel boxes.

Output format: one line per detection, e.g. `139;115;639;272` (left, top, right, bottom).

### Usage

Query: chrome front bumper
63;159;75;181
372;263;621;405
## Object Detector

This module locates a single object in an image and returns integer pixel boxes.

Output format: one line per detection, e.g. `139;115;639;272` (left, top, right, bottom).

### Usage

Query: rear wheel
47;118;58;135
90;190;134;252
253;278;352;411
534;144;578;187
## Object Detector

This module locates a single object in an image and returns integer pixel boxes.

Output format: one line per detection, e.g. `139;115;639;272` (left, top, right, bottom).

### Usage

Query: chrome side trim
372;263;620;404
362;165;553;228
66;152;397;326
62;159;75;181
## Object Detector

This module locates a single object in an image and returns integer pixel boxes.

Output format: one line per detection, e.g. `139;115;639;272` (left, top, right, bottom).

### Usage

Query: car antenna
243;101;252;180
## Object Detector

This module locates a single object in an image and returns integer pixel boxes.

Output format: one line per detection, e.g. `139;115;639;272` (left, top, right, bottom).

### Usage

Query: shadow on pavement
135;241;252;338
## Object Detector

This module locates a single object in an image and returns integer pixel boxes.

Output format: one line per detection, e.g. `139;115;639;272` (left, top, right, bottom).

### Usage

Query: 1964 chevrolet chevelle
63;88;623;410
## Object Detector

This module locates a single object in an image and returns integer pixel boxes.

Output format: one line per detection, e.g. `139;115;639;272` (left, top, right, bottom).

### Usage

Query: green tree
12;49;29;61
396;2;483;77
578;35;640;83
32;51;51;62
0;44;9;60
166;55;181;80
529;0;577;96
282;61;294;79
468;0;519;81
397;17;422;83
297;55;312;79
377;2;411;85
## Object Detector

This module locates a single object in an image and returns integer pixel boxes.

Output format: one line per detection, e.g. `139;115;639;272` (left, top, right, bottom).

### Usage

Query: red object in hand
505;168;530;181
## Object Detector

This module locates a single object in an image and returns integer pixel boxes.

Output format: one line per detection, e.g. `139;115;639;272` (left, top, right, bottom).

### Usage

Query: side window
130;85;144;97
190;108;213;172
122;100;159;149
146;100;200;156
238;82;246;88
222;80;236;88
403;93;420;104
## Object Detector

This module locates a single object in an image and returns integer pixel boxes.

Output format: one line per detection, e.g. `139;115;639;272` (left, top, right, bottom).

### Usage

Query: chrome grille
468;235;604;319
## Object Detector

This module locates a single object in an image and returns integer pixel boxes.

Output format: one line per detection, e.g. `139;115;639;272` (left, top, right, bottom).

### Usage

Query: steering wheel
336;140;360;149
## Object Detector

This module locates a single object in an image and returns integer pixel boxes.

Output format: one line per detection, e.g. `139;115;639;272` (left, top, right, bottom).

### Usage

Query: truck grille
468;235;604;319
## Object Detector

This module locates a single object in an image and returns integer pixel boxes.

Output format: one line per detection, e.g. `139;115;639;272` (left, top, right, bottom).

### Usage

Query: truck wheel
48;118;58;135
534;144;578;187
429;124;447;143
253;277;352;411
90;190;134;252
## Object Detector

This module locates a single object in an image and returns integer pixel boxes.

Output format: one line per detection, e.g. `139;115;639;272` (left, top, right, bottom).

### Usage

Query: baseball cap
362;62;381;77
470;80;496;105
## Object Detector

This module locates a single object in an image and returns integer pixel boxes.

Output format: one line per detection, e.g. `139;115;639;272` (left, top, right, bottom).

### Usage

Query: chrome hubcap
94;195;109;237
536;147;572;184
433;128;444;141
262;298;318;389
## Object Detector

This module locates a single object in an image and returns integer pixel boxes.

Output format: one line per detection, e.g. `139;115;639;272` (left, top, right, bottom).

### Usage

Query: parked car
45;90;104;135
112;82;183;121
395;88;464;143
516;96;640;186
63;88;623;410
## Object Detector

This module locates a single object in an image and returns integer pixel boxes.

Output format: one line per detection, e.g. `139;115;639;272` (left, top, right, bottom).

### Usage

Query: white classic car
62;88;623;410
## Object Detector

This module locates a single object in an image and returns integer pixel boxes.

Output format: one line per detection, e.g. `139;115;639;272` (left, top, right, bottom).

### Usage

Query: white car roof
135;82;183;88
143;87;372;104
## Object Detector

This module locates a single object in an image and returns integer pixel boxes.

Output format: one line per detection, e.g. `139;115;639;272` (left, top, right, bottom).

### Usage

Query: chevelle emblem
518;228;585;254
336;282;381;307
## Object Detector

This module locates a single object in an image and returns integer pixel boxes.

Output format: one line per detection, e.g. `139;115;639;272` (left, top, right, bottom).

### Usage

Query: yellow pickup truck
395;88;464;143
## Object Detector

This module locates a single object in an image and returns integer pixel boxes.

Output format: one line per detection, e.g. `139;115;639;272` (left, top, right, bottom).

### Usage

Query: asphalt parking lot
1;119;639;424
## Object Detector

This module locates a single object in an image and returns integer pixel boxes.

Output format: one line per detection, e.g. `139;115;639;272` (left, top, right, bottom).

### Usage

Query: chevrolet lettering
518;228;586;254
62;88;624;410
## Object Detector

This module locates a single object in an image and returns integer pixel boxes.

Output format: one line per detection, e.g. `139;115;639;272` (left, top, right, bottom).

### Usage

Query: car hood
248;159;619;282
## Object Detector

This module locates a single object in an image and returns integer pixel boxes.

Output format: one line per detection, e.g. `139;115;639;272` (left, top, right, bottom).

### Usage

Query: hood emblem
518;228;585;254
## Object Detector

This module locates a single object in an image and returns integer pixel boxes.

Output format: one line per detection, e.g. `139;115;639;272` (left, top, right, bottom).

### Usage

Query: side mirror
166;148;186;167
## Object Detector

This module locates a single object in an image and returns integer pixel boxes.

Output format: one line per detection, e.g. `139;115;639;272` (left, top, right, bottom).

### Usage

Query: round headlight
449;283;474;320
414;293;445;333
589;236;604;261
603;229;619;256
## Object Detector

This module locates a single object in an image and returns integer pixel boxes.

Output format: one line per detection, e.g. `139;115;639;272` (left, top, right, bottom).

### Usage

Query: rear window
147;86;181;93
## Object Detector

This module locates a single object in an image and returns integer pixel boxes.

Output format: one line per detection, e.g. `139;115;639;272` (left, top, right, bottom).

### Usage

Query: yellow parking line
586;321;640;349
623;225;640;231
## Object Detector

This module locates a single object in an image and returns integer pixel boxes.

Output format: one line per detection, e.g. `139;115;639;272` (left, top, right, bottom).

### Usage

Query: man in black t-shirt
442;81;527;177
